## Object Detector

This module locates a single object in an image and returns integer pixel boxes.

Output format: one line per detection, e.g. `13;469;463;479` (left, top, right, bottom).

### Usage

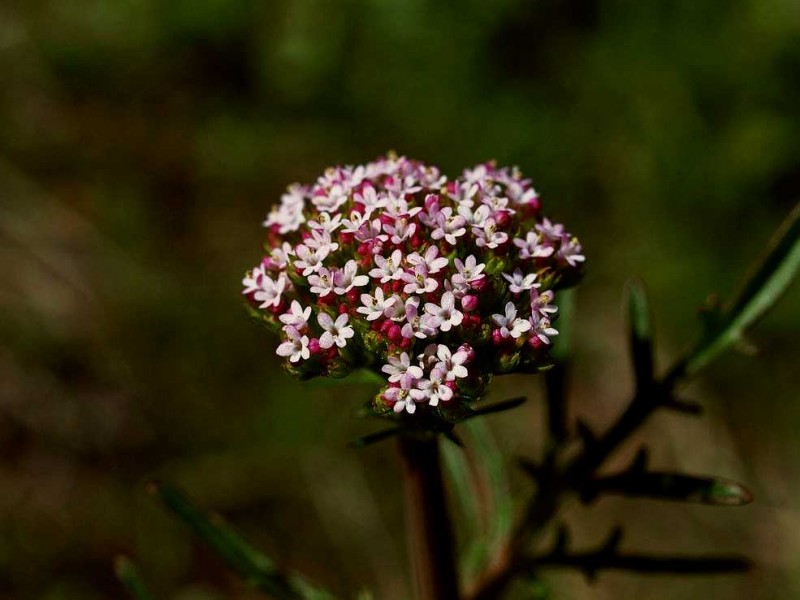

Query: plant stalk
398;434;460;600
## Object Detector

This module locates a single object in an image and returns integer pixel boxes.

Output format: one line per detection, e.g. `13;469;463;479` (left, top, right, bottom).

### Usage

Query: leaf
114;556;157;600
585;471;753;506
461;396;527;420
625;280;655;391
551;289;575;363
349;426;404;448
147;481;335;600
442;419;515;588
684;203;800;376
307;368;386;388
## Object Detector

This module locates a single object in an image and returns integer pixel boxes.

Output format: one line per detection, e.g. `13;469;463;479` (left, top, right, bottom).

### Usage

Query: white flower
242;264;267;295
401;299;435;339
293;244;330;276
434;344;469;381
536;218;565;241
474;218;508;249
431;207;467;245
452;255;486;286
385;373;426;414
369;249;404;283
402;263;439;294
514;231;554;260
383;214;417;244
264;186;307;233
254;273;287;309
357;287;397;321
407;246;449;274
308;212;343;234
424;291;463;332
308;267;336;297
558;235;585;267
481;195;512;213
530;313;559;344
417;368;453;407
502;268;540;294
311;183;348;213
530;288;558;316
341;210;372;234
458;204;491;228
268;243;294;270
334;260;369;294
384;294;415;321
279;300;312;329
305;228;339;254
381;352;424;383
355;218;388;243
276;326;310;363
354;184;386;210
492;302;532;339
317;312;355;349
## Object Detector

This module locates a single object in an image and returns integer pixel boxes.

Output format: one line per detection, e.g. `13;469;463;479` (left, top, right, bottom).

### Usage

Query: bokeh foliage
0;0;798;598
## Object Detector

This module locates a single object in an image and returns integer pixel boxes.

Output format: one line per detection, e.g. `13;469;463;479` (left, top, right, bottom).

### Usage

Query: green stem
398;434;460;600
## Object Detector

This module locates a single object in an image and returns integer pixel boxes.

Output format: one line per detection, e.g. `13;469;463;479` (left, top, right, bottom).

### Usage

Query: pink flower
502;269;540;294
333;260;369;294
402;263;439;295
246;154;585;417
424;292;463;332
357;287;397;321
382;353;424;383
492;302;532;339
417;368;453;407
385;373;426;414
318;312;355;349
276;326;310;363
431;207;467;245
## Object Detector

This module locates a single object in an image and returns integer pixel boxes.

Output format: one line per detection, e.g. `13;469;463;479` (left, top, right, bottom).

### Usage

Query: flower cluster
243;154;584;418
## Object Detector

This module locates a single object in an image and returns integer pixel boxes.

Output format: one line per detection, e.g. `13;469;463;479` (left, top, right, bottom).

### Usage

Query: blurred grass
0;0;799;598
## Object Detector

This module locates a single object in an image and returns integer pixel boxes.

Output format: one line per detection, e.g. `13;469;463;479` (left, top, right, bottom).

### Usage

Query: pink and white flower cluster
243;154;584;416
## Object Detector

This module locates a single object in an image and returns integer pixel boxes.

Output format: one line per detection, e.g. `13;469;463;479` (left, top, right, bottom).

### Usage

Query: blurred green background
1;0;799;598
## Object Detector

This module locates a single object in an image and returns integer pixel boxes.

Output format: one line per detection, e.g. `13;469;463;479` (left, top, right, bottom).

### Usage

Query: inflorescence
243;154;584;419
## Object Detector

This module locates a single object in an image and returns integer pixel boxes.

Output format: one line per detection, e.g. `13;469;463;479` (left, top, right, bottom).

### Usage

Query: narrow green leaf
625;279;655;391
685;204;800;376
551;289;575;363
148;481;335;599
114;556;157;600
445;419;516;586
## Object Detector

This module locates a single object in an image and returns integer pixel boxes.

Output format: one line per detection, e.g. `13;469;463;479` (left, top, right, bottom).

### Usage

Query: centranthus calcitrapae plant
241;154;584;423
115;156;799;600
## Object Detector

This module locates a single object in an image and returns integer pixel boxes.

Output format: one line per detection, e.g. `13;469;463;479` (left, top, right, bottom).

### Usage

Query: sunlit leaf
684;203;800;376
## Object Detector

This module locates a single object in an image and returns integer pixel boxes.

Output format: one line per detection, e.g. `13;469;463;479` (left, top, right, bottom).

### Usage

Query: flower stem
398;434;460;600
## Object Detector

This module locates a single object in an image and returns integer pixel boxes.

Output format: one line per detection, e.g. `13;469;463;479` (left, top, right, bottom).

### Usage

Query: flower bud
461;295;479;312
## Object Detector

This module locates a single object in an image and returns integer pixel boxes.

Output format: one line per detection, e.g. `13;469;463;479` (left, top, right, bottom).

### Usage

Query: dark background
1;1;799;598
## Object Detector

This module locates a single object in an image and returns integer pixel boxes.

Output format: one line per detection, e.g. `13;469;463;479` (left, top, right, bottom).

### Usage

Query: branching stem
467;363;687;600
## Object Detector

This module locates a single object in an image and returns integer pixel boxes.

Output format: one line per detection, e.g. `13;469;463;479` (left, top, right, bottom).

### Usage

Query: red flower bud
461;295;479;312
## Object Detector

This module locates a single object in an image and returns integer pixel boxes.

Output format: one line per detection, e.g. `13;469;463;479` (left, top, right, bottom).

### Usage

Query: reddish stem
398;434;460;600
